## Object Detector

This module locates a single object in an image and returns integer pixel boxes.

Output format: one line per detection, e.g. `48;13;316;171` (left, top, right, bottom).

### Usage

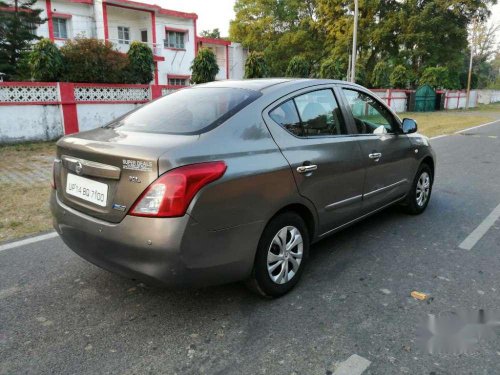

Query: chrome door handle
297;165;318;173
368;153;382;160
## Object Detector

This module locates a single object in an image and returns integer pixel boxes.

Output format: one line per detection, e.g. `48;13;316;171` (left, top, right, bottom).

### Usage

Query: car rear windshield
107;87;261;135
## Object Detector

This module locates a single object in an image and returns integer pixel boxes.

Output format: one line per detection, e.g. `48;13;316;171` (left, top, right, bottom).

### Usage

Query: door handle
297;165;318;173
368;153;382;160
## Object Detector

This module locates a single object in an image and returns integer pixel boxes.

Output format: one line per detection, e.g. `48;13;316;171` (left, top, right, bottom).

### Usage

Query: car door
263;86;365;235
338;86;414;213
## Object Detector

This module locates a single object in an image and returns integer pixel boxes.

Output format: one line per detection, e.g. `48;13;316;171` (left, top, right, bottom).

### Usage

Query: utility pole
465;17;476;110
350;0;358;83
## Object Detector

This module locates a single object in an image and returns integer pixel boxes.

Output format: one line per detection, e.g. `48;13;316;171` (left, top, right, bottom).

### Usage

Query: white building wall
105;6;152;53
155;15;195;85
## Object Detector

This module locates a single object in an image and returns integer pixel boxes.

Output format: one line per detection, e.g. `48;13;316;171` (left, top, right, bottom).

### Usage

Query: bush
28;38;64;81
190;47;219;84
127;41;154;84
390;65;412;89
319;56;347;80
285;56;310;78
244;51;268;78
60;38;129;83
371;61;391;88
419;66;450;89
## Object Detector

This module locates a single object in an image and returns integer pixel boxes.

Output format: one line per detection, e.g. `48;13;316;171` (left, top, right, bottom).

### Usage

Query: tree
285;56;310;78
419;66;450;89
371;61;391;88
390;65;412;89
60;38;129;83
28;38;64;81
0;0;45;80
190;47;219;84
230;0;324;76
127;41;154;84
244;51;268;78
200;28;221;39
319;56;347;80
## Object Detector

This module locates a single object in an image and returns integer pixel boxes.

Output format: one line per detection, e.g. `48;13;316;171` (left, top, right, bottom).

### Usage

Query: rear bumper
51;192;262;287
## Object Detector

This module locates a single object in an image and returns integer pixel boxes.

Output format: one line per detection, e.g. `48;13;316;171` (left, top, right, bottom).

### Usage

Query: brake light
129;161;227;218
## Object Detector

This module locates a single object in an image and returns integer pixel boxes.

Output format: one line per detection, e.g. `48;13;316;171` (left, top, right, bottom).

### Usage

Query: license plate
66;173;108;207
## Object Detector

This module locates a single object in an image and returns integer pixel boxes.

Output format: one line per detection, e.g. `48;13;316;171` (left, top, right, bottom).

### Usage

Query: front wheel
247;212;309;298
403;164;433;215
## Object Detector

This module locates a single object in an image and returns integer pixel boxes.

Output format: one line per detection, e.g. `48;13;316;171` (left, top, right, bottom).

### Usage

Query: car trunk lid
56;127;198;223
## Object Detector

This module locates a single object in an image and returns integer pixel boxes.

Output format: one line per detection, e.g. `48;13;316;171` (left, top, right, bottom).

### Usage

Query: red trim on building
0;6;32;12
45;0;54;41
103;0;197;19
102;2;109;40
153;55;165;62
165;26;189;33
151;11;156;45
153;62;159;85
196;36;231;46
0;82;57;87
51;12;72;19
226;45;229;79
58;83;79;134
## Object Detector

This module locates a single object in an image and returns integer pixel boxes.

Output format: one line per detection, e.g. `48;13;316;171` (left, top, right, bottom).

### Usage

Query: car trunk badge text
123;159;153;172
112;203;127;211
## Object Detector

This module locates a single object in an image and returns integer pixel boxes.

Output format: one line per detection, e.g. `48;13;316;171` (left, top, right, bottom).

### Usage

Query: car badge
112;203;126;211
75;161;83;175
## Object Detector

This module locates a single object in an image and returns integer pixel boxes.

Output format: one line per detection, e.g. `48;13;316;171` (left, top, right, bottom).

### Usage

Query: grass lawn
0;142;56;243
0;103;499;243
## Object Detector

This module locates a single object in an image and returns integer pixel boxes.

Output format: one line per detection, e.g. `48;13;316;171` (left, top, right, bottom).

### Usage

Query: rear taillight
129;161;227;218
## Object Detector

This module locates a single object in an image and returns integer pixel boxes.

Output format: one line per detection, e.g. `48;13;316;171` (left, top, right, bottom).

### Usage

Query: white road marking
0;232;59;252
430;119;500;140
459;202;500;250
333;354;371;375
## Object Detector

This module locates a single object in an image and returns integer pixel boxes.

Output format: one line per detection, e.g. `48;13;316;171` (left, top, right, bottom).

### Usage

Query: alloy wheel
267;226;303;284
416;171;431;207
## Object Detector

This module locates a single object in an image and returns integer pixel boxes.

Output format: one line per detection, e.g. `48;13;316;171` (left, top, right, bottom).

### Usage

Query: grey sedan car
51;79;435;297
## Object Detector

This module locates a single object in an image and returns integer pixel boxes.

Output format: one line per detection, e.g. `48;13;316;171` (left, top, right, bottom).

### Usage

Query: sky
148;0;236;36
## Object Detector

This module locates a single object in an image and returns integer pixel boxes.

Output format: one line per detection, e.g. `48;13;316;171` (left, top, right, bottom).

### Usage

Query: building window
141;30;148;43
118;26;130;44
53;18;68;39
168;78;187;86
165;31;185;49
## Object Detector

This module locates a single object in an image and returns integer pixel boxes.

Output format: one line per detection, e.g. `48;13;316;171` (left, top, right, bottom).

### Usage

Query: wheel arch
421;156;435;178
268;203;317;242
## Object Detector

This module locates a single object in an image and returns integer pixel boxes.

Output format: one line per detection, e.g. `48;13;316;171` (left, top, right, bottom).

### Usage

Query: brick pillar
58;83;79;134
151;85;162;100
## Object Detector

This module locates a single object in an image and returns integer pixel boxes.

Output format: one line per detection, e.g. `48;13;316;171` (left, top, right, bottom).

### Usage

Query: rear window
108;87;261;135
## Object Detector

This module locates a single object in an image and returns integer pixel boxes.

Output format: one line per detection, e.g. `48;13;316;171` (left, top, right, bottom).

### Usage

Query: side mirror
402;118;417;134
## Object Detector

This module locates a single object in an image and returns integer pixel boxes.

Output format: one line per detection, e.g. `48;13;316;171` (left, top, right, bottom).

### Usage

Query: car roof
196;78;364;94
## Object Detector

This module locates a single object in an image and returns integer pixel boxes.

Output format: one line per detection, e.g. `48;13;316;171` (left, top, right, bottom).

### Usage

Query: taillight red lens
129;161;227;218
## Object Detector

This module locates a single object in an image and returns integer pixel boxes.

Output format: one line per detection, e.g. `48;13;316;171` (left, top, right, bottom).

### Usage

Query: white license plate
66;173;108;207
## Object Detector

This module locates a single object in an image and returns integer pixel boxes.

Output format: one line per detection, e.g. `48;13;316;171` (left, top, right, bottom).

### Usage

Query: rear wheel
247;212;309;298
403;164;433;215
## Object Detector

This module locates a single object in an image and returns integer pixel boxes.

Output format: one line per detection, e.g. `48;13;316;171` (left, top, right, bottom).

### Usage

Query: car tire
403;164;433;215
247;212;309;298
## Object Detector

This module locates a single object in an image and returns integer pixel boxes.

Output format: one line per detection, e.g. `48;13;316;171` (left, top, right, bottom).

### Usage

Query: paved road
1;122;500;375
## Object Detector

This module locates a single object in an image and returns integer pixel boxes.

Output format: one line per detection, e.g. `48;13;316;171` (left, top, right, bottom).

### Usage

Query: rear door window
269;89;347;137
108;87;260;135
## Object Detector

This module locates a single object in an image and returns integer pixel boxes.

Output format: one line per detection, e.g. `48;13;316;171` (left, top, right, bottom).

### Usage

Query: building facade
28;0;247;86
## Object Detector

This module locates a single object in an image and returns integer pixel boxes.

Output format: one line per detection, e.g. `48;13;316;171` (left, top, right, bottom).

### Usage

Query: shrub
28;38;64;81
371;60;391;88
390;65;412;89
244;51;268;79
285;56;310;78
127;41;154;84
190;47;219;84
60;38;129;83
319;56;347;80
419;66;450;89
